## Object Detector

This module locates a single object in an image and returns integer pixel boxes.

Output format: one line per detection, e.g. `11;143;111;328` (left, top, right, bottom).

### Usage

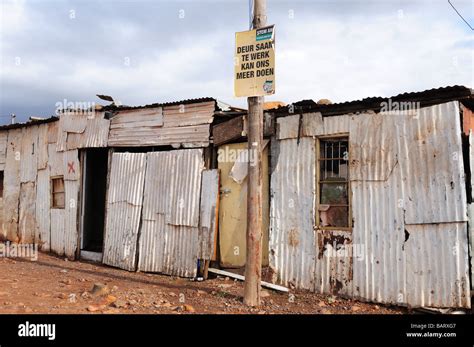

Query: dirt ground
0;253;407;314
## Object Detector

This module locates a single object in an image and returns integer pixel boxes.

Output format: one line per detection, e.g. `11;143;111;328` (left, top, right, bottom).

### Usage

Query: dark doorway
81;148;108;255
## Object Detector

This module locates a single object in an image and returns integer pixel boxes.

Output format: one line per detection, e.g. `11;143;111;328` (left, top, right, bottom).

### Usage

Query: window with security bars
317;137;350;229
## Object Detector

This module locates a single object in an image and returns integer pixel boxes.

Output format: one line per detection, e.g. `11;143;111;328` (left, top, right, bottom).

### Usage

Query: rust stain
288;229;299;247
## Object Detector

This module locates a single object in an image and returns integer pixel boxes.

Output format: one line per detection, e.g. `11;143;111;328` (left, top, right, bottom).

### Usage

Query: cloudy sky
0;0;473;123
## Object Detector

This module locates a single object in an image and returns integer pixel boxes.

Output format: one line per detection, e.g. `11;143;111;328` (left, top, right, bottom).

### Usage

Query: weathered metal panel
468;204;474;290
315;229;353;296
60;112;88;133
64;180;79;258
137;149;205;277
139;215;200;277
199;169;219;260
47;121;59;144
103;153;147;271
18;182;36;244
108;107;163;147
37;123;49;170
405;223;470;308
50;208;65;256
166;149;204;227
351;175;406;305
276;115;299;140
48;143;64;177
35;168;51;251
63;150;79;181
20;125;38;183
163;101;215;127
3;129;22;242
0;131;7;170
269;137;316;290
398;102;467;224
66;112;110;149
108;124;210;148
323;114;353;135
108;102;213;147
349;112;398;181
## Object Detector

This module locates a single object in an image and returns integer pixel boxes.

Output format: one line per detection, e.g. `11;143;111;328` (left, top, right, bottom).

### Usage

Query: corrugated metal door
103;152;147;271
137;149;205;277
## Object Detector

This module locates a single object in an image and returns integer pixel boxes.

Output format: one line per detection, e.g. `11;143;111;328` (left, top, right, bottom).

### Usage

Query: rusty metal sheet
48;144;64;177
166;149;204;227
20;125;39;183
269;137;316;290
18;182;36;244
395;102;467;224
60;112;87;133
107;107;163;147
405;223;470;308
351;176;406;305
108;124;210;148
0;131;7;170
315;229;353;296
50;208;65;256
65;112;110;150
349;112;398;181
103;153;147;271
162;101;215;127
35;168;51;251
37;123;49;170
47;121;58;144
3;129;22;242
137;149;204;277
271;101;471;308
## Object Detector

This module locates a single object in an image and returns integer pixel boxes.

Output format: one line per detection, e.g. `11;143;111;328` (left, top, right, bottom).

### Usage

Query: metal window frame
316;134;351;231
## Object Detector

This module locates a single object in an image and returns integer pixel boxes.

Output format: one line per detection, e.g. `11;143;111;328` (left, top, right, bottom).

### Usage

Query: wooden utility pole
244;0;266;307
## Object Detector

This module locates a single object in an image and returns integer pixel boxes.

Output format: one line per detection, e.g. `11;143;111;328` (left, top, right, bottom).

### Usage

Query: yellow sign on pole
234;25;275;97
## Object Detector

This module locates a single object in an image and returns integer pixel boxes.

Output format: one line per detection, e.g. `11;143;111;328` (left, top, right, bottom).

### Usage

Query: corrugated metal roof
271;85;474;116
0;116;58;131
102;97;218;112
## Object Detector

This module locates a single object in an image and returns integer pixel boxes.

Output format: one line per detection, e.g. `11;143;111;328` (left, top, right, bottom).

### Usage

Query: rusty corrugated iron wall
270;101;471;308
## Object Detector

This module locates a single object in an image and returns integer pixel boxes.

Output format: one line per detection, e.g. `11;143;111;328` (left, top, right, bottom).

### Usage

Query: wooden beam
208;268;288;293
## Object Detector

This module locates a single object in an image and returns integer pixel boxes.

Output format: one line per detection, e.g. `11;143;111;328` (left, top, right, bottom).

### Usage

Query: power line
448;0;474;30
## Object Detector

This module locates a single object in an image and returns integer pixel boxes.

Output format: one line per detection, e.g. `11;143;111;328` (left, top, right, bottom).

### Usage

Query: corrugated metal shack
1;86;473;310
264;86;474;308
0;98;221;279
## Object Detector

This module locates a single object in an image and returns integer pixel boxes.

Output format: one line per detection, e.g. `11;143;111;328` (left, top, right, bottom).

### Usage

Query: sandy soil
0;253;407;314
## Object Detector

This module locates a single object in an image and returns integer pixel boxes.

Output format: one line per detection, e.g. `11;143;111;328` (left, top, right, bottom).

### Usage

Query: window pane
52;178;65;193
320;183;348;204
319;206;349;228
320;160;349;180
53;192;65;208
320;139;348;159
